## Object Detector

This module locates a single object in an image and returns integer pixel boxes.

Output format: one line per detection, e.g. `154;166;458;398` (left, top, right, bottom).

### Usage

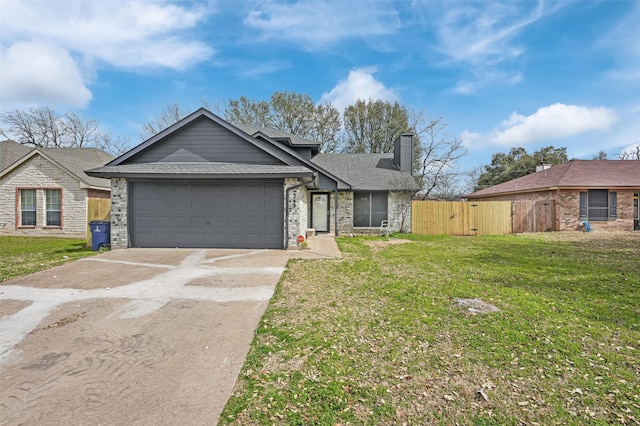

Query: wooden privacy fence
86;198;111;245
512;199;556;233
412;201;513;236
412;200;558;235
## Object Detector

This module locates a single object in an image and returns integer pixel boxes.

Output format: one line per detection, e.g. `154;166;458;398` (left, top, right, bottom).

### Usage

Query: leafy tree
144;92;467;195
0;107;129;156
342;99;410;154
224;91;341;152
476;146;568;190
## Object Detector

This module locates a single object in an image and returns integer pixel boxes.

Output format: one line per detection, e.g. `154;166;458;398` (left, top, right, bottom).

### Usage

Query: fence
412;200;559;235
412;201;513;236
512;200;556;233
86;198;111;246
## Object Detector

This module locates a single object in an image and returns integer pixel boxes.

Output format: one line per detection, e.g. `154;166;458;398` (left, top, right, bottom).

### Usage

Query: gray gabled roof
312;153;420;191
236;124;320;151
0;140;32;171
0;141;113;190
106;108;300;168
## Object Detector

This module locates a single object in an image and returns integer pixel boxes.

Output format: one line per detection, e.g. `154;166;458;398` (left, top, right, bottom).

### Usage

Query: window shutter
609;192;617;219
579;192;587;220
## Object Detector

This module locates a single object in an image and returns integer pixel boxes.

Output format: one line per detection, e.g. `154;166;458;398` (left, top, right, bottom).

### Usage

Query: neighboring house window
46;189;62;227
579;189;617;221
354;191;388;227
19;189;37;226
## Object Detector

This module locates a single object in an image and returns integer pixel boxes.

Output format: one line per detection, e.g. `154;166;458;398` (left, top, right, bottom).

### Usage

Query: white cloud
415;1;564;94
0;0;212;109
0;41;92;109
491;103;617;146
319;67;397;113
460;130;481;148
244;0;400;48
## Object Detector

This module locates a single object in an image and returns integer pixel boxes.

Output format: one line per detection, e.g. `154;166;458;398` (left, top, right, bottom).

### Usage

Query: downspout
284;180;308;250
334;188;339;236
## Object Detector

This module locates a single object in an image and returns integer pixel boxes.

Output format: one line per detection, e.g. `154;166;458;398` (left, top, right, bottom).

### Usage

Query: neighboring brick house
0;140;113;237
86;108;419;249
466;160;640;232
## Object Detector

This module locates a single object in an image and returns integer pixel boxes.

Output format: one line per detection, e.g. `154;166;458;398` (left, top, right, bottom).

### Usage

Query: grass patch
221;233;639;425
0;236;97;283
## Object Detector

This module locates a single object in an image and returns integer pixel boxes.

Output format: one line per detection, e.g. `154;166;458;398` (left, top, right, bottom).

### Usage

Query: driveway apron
0;248;295;425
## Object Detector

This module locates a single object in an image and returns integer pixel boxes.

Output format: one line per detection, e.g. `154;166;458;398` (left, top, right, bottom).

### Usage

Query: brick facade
473;188;639;232
0;154;95;237
305;190;412;236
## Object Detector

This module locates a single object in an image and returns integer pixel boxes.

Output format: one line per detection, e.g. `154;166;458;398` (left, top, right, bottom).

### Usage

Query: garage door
130;180;284;248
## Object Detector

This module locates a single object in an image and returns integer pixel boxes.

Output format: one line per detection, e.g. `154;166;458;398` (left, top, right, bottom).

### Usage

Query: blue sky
1;0;639;172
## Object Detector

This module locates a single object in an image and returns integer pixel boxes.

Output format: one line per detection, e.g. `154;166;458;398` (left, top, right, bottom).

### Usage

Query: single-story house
86;108;419;249
0;140;114;237
466;160;640;232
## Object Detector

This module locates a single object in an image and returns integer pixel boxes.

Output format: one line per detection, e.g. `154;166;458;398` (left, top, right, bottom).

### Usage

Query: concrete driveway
0;243;338;425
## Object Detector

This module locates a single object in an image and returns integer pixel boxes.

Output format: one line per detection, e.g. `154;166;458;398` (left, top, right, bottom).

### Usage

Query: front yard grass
221;233;639;425
0;236;96;283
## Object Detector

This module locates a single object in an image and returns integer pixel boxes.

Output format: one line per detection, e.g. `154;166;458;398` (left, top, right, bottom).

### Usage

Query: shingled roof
236;124;320;150
0;142;113;190
468;160;640;198
86;162;314;179
311;153;420;191
0;140;32;171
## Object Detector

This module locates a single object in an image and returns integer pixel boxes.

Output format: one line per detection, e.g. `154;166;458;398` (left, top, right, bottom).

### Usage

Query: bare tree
1;107;66;147
140;102;190;140
593;150;607;160
0;107;130;156
463;166;485;194
410;113;466;197
620;144;640;160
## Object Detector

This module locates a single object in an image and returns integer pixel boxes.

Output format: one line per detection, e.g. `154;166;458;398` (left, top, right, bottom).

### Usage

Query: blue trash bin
89;220;111;251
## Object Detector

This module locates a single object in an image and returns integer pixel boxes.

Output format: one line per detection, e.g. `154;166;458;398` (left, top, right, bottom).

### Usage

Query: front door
312;193;329;233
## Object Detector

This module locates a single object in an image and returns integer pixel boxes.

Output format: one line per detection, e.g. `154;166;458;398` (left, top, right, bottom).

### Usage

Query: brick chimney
393;133;413;174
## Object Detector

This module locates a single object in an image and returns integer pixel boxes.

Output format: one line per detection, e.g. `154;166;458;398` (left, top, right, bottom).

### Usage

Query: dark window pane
609;192;617;218
45;189;62;226
353;192;371;227
47;211;61;226
579;192;587;220
20;189;37;226
588;189;608;207
353;192;388;227
22;211;36;226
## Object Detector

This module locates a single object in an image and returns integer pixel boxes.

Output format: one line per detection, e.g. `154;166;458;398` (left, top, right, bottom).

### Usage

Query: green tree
342;99;410;154
476;146;568;190
224;91;341;152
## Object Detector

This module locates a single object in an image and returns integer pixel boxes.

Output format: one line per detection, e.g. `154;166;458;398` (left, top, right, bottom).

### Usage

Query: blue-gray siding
127;117;285;165
129;179;284;248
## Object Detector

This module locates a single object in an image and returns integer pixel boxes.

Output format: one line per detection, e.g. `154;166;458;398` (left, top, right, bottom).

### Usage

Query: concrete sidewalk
288;234;342;259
